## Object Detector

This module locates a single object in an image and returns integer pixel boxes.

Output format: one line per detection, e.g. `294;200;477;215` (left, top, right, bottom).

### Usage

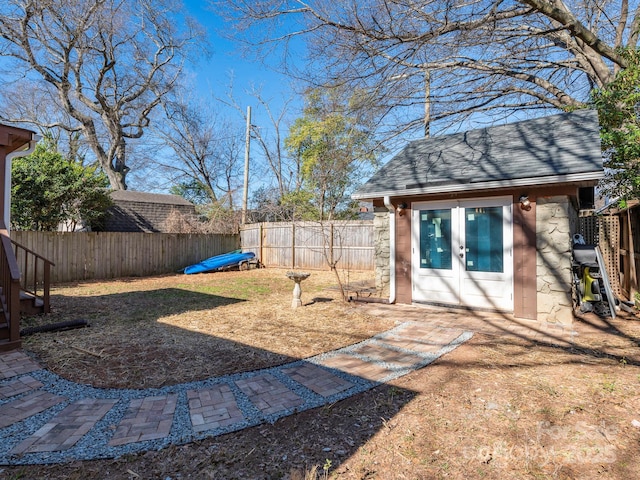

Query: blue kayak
184;251;256;274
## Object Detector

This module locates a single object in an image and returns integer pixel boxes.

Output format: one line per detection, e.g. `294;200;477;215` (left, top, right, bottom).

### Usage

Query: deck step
20;291;45;315
0;338;21;352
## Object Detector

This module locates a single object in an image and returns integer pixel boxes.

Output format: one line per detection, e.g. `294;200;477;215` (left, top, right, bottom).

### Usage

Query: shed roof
353;109;603;200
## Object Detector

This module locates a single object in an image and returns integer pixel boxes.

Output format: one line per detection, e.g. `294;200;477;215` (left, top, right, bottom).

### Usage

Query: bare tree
0;0;204;189
223;84;303;199
218;0;637;136
153;93;244;208
0;83;92;162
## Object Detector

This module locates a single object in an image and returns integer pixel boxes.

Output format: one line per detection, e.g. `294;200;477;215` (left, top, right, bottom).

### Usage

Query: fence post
330;222;334;267
292;223;296;269
259;224;264;266
628;209;638;298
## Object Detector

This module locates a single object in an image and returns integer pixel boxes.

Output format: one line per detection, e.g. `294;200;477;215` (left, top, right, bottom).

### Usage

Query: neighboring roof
105;190;197;232
353;109;603;200
109;190;194;206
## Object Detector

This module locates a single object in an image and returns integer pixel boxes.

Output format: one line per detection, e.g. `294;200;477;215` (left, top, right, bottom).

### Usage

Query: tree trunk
106;139;129;190
105;168;127;190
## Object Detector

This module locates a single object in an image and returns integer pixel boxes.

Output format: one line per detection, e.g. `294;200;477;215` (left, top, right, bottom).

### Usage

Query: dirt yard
3;268;640;479
17;269;394;389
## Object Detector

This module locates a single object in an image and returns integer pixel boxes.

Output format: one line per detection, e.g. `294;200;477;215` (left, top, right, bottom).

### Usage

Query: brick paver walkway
187;384;245;432
109;394;177;446
0;391;66;429
0;304;579;465
0;376;43;400
11;398;117;454
319;353;395;381
280;363;354;397
0;350;41;379
236;373;305;415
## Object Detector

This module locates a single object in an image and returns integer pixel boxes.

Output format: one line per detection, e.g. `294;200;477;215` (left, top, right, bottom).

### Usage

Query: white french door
411;197;513;311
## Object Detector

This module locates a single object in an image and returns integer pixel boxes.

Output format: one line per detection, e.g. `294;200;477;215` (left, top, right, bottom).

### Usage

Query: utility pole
242;106;251;224
424;69;430;138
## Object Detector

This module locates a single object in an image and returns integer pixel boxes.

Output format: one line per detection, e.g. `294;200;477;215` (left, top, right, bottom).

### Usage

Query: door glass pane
465;207;503;272
419;209;452;270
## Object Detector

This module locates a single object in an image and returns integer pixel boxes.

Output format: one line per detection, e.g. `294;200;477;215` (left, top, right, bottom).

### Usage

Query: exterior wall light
397;202;408;216
519;195;532;211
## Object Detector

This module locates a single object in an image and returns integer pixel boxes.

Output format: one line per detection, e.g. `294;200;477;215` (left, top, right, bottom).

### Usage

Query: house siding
395;206;412;304
513;197;538;319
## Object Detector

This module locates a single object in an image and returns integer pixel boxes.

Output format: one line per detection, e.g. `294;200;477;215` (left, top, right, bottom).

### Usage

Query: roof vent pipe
383;196;396;304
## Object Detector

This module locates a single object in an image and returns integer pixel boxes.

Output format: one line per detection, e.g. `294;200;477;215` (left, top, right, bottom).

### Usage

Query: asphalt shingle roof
109;190;194;206
353;109;603;199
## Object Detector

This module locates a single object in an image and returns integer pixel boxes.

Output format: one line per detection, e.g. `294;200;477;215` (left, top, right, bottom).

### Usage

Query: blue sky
139;1;306;197
181;1;301;128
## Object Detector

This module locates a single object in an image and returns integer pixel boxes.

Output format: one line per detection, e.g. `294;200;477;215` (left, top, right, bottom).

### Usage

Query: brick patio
357;303;578;344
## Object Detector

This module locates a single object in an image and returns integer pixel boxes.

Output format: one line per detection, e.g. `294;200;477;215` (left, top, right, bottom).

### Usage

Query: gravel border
0;323;473;465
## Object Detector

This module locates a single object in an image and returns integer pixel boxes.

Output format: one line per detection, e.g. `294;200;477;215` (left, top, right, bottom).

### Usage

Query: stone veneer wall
373;206;391;294
536;196;578;324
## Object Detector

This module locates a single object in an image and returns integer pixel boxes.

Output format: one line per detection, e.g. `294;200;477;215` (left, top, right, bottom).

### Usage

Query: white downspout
5;135;41;230
383;196;396;304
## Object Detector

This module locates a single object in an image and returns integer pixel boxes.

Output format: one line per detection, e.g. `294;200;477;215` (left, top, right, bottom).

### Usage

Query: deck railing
11;238;54;313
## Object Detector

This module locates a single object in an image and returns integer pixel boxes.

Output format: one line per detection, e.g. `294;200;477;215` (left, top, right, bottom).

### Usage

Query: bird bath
286;271;311;308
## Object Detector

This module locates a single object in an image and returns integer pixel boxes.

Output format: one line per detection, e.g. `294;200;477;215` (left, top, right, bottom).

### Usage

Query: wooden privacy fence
10;231;239;284
241;221;374;270
617;208;640;300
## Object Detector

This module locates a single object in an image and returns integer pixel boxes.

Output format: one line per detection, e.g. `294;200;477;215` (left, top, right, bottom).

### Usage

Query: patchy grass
20;268;392;389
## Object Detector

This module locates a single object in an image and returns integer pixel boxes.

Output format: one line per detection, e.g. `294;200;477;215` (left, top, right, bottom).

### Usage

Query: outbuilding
352;110;603;324
105;190;198;233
